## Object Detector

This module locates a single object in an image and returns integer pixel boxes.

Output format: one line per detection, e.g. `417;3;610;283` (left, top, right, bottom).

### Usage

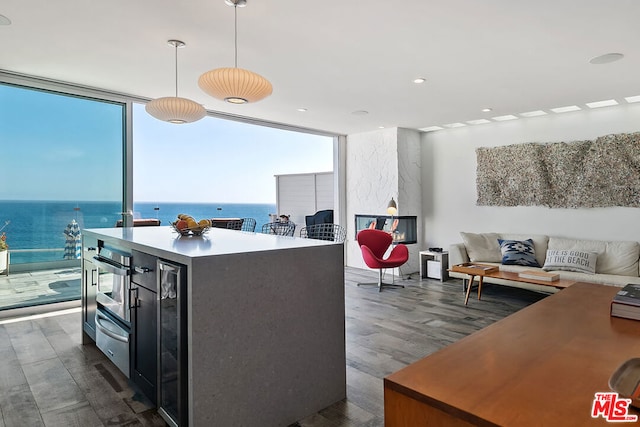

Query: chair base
357;282;405;292
357;269;405;292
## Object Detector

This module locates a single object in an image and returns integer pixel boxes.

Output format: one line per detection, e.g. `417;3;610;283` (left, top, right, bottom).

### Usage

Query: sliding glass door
0;82;124;310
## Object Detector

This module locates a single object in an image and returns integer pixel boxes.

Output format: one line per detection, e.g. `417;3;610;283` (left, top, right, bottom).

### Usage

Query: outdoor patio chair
300;223;346;243
225;219;244;230
240;218;257;232
261;222;295;237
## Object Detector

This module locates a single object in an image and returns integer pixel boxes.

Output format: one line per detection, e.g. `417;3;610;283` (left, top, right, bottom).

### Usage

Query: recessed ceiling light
351;110;368;115
443;122;466;128
550;105;581;113
413;78;426;84
589;53;624;65
378;126;385;129
481;108;492;112
0;14;10;25
296;108;307;112
585;99;618;108
466;119;491;125
492;115;518;121
625;96;640;104
419;126;444;132
519;110;547;118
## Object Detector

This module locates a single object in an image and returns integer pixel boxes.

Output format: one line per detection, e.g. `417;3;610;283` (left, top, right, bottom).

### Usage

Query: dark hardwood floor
0;267;548;427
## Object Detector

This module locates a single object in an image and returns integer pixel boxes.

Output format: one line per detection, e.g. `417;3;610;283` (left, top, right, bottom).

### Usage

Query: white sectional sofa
449;232;640;292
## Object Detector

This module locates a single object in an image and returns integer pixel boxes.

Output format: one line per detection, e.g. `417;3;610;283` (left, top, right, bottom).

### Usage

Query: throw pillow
498;239;540;267
460;232;502;262
542;249;597;274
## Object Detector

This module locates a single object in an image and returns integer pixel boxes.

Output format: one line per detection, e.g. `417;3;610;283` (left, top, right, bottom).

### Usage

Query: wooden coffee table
451;263;575;305
384;282;640;426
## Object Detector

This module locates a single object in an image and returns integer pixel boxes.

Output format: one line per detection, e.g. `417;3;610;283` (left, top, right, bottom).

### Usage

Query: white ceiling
2;0;640;135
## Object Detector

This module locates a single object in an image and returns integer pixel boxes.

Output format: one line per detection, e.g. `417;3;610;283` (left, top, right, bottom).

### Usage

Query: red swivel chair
356;229;409;292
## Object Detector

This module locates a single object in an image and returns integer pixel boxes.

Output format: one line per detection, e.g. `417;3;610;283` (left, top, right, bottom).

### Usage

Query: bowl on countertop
170;222;210;237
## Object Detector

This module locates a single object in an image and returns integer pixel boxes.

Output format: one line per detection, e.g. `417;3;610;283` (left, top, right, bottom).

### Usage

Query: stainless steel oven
93;244;133;378
94;245;132;324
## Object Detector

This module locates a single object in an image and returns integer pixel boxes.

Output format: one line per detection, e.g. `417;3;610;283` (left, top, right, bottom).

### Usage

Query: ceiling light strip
585;99;618;108
550;105;581;113
492;115;518;121
519;110;547;117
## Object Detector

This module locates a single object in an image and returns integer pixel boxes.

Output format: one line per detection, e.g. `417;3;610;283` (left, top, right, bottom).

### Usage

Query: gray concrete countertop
83;226;334;263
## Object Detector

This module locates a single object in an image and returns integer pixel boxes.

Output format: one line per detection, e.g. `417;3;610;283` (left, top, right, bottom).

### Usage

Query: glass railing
0;200;121;312
6;248;81;274
0;249;82;313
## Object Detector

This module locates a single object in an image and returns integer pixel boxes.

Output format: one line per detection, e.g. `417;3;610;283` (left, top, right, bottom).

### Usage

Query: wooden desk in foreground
384;282;640;426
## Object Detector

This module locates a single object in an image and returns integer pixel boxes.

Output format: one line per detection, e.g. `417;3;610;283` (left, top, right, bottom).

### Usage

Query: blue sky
133;104;334;203
0;84;334;204
0;84;123;201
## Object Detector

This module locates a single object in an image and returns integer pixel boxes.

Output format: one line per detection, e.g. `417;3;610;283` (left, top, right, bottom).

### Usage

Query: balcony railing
5;248;81;274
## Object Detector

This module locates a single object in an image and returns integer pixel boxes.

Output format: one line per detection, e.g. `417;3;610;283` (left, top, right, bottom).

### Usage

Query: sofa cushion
548;237;640;277
460;232;502;263
542;249;597;274
500;234;549;267
498;239;540;267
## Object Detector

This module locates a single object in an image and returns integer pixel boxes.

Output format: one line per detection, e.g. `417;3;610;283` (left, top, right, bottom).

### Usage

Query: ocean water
0;200;276;264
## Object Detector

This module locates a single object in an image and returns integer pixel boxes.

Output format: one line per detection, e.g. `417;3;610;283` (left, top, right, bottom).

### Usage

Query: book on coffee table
518;270;559;282
611;283;640;321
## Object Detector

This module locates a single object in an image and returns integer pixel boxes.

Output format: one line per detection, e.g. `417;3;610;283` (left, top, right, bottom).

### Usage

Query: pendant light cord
174;42;179;98
234;4;238;68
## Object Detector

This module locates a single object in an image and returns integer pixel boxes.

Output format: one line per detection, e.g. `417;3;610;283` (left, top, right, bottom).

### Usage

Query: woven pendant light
198;0;272;104
146;40;206;124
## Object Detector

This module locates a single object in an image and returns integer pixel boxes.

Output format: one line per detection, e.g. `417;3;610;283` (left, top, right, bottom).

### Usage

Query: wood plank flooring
0;267;548;427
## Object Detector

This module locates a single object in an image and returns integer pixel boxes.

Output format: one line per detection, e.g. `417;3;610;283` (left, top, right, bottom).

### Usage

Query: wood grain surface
384;282;640;427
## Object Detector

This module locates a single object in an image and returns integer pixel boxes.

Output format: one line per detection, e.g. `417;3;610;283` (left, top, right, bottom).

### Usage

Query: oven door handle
93;256;131;276
95;312;130;343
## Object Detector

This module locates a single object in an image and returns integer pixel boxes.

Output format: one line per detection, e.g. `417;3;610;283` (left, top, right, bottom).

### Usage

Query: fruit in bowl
172;214;211;236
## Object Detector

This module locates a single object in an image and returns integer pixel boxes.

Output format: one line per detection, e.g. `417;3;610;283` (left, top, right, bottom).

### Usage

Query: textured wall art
476;132;640;208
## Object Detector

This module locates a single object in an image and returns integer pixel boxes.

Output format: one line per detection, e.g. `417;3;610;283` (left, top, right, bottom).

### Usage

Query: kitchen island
81;226;346;427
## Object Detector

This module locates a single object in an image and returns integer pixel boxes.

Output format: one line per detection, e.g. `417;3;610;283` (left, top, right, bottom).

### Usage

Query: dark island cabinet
157;259;188;427
130;250;159;405
81;236;98;343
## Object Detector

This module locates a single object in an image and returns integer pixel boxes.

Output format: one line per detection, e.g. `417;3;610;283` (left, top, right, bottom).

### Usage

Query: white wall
346;128;421;273
397;128;423;235
422;103;640;251
346;128;398;270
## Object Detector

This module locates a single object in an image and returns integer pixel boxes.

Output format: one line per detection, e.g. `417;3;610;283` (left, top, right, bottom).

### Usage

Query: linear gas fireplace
354;214;417;244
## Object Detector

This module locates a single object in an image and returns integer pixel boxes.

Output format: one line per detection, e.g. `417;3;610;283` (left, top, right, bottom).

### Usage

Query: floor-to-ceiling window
0;77;336;314
131;103;334;229
0;82;124;311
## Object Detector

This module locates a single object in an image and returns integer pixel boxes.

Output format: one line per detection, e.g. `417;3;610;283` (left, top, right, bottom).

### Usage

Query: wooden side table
419;251;449;281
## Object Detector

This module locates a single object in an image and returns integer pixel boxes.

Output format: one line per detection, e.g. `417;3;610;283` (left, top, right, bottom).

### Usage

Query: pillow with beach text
542;249;597;274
